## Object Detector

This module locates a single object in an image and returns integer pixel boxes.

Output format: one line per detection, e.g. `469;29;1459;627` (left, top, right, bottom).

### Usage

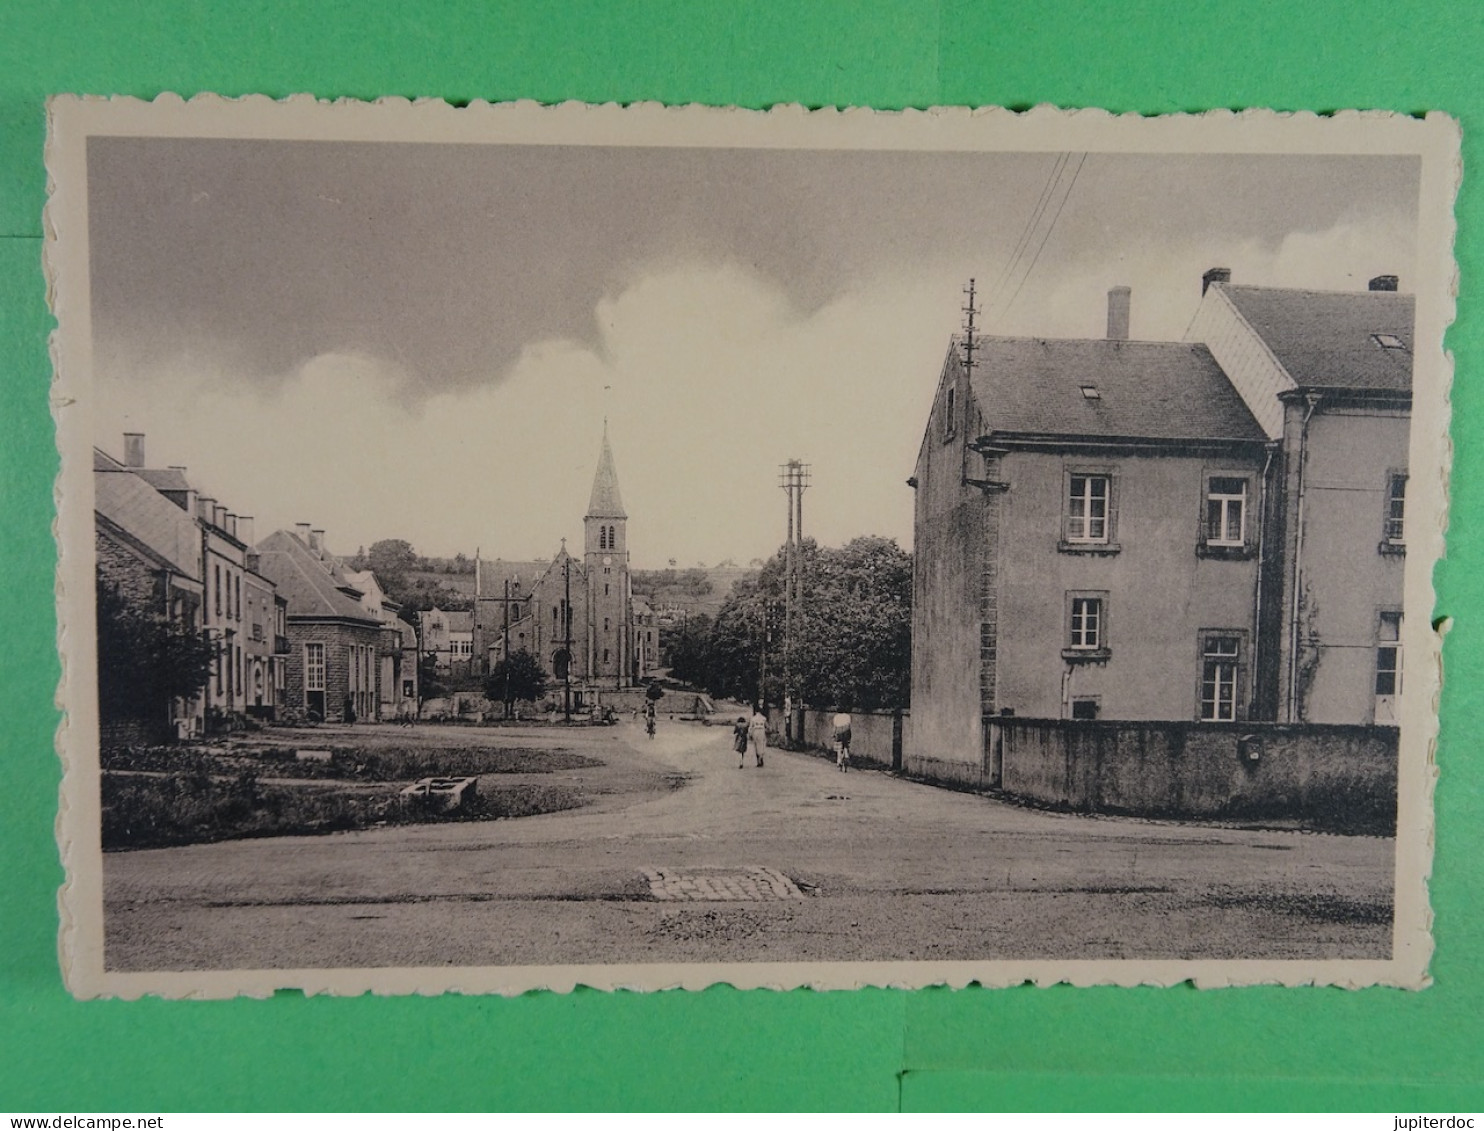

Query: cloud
91;214;1414;566
92;264;954;564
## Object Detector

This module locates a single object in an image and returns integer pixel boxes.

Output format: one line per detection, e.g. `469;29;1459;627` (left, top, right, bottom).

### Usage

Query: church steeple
586;422;627;520
584;424;631;686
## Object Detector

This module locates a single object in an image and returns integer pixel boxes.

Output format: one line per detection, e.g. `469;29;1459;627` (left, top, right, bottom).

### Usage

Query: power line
1001;152;1089;318
983;151;1069;313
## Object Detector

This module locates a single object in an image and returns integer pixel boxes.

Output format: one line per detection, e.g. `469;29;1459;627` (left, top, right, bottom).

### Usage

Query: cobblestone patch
642;866;805;901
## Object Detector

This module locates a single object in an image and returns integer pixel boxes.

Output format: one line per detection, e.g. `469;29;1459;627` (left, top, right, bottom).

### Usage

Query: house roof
94;466;203;579
477;558;554;597
966;336;1267;444
132;467;193;493
254;529;380;623
1220;284;1415;392
586;428;627;519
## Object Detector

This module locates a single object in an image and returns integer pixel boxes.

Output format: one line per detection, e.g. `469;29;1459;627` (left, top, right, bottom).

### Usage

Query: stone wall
770;707;905;770
989;717;1397;835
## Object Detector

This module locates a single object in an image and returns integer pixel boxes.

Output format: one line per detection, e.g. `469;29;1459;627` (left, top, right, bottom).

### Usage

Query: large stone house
95;433;288;735
253;526;389;723
909;272;1413;783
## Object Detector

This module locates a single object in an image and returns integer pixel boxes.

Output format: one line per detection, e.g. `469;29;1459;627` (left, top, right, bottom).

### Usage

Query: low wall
768;707;905;770
991;718;1397;835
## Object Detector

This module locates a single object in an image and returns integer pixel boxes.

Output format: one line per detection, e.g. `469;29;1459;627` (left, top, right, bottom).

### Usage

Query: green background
1;1;1480;1112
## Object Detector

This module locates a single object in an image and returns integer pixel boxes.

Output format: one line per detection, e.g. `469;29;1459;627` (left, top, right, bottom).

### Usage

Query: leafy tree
662;613;713;685
96;581;213;726
486;649;548;707
418;651;447;703
700;536;911;710
366;538;418;594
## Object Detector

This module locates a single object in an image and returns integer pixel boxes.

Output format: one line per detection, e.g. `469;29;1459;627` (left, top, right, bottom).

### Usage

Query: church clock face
603;555;612;566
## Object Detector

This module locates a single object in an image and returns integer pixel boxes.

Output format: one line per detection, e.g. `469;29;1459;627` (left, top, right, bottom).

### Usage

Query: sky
87;138;1420;566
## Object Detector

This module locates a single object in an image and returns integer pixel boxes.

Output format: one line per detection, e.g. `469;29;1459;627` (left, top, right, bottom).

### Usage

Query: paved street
103;720;1394;971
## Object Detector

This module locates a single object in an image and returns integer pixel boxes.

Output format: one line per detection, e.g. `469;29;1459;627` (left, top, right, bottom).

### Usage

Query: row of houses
908;270;1413;787
94;435;419;741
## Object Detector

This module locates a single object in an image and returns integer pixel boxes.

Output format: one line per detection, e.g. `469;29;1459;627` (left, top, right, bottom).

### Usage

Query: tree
485;649;548;707
366;538;418;595
663;612;713;686
699;536;912;710
95;581;213;728
418;651;447;704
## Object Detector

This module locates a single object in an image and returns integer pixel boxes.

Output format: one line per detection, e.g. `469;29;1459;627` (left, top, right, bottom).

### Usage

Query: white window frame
1068;596;1103;651
1384;472;1407;545
1205;476;1248;548
1066;474;1111;545
1199;635;1242;722
1375;611;1403;724
305;642;326;693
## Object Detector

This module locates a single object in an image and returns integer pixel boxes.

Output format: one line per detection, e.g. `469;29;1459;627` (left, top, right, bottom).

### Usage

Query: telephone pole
563;549;572;724
779;459;810;738
502;578;512;719
960;277;979;375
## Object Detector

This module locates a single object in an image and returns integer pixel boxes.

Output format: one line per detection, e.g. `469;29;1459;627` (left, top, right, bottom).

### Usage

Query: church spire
586;422;627;519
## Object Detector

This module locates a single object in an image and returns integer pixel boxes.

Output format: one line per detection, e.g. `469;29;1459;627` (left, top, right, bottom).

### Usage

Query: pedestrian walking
832;708;853;772
732;716;750;768
748;707;767;768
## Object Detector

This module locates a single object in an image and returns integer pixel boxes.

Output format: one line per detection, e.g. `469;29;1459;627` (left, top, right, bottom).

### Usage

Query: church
471;429;658;703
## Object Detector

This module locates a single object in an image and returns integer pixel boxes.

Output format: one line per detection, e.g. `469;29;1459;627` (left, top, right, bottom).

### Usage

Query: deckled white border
45;95;1458;998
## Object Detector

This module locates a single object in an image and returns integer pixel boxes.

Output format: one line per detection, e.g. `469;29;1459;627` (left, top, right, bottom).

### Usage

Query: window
1205;477;1247;547
1070;697;1100;720
1372;332;1407;351
402;679;414;698
1384;472;1407;546
1068;596;1103;651
1376;612;1402;724
603;648;610;663
943;386;956;441
599;527;608;550
235;575;242;620
604;583;610;596
604;617;610;633
1065;475;1111;544
1199;635;1242;721
305;643;326;692
214;564;222;616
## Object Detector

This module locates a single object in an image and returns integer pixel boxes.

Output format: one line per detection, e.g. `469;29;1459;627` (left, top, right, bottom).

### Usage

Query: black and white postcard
46;98;1456;996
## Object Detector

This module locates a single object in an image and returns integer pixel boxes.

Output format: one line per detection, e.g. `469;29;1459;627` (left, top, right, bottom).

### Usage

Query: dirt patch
104;741;599;782
101;770;583;850
1206;889;1393;925
647;907;774;942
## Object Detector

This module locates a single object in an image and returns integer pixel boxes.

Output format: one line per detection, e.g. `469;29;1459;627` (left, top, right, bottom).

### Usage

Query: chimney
225;512;238;538
237;515;255;547
122;432;145;468
1369;274;1399;292
1106;286;1131;341
310;529;325;554
213;503;227;529
197;496;216;523
295;522;313;545
181;484;198;516
1202;267;1232;295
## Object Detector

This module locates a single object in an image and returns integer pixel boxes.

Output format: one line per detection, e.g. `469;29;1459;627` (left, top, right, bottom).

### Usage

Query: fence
981;718;1398;835
767;706;906;770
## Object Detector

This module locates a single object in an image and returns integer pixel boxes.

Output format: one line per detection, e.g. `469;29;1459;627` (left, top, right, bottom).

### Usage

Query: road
103;719;1394;971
